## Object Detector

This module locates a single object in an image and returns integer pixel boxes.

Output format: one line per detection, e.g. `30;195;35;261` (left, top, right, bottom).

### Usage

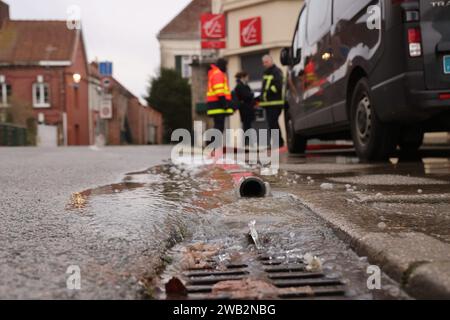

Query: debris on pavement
218;251;244;266
212;279;316;300
378;222;387;230
248;220;263;250
165;277;188;298
320;183;334;190
68;192;87;209
304;253;323;272
212;278;279;300
180;243;221;270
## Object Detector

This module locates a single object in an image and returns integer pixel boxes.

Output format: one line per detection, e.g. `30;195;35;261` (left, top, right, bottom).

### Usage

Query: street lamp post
73;73;81;88
72;73;81;145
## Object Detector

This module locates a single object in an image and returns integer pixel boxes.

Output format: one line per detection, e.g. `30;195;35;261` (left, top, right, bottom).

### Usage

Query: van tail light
439;94;450;101
408;28;422;57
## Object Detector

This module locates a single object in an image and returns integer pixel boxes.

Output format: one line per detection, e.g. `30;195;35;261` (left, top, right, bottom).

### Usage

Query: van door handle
436;42;450;53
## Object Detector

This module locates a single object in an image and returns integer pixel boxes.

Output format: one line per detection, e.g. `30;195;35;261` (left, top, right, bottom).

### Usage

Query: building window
240;51;269;89
33;81;50;108
181;56;192;79
175;55;192;79
0;82;11;107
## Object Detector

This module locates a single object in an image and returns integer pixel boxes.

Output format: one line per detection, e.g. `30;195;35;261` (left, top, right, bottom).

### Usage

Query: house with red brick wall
0;0;90;146
146;104;163;145
100;75;131;145
128;97;163;145
88;61;108;145
92;63;163;146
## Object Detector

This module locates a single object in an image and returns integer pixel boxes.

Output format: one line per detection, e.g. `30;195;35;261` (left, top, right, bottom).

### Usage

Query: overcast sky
6;0;192;103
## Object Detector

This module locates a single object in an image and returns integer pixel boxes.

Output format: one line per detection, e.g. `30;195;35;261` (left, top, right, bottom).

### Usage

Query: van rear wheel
350;78;399;162
285;111;307;154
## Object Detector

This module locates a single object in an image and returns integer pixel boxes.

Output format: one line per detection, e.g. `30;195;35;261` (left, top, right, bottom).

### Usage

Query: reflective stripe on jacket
260;65;285;108
207;65;232;102
206;64;233;116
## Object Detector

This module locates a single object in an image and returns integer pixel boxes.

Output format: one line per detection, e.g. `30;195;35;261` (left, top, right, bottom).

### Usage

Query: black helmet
216;58;228;72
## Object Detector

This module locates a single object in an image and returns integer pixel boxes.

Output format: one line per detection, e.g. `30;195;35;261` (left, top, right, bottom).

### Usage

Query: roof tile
158;0;211;40
0;20;78;64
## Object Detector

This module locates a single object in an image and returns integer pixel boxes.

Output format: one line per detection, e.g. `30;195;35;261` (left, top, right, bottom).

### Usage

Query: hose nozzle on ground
238;177;268;198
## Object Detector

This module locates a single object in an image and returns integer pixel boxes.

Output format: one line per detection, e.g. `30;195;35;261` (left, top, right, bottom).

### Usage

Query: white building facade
222;0;304;139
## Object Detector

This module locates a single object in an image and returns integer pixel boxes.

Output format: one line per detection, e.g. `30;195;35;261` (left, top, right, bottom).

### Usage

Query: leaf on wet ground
68;192;87;209
212;278;316;299
278;286;315;297
165;277;188;298
180;243;221;270
212;278;279;300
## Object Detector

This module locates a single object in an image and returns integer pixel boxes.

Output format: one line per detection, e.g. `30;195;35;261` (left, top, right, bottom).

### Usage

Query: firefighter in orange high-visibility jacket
207;58;234;133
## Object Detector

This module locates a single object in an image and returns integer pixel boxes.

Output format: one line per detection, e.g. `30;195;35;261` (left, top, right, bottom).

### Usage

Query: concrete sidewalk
292;190;450;299
263;155;450;299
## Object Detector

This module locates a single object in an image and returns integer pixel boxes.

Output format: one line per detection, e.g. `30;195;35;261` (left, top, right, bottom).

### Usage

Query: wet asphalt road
0;146;172;299
1;145;449;299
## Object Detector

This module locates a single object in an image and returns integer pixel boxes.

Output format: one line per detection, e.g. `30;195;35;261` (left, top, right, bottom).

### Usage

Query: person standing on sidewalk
260;55;285;148
233;71;256;133
207;58;234;133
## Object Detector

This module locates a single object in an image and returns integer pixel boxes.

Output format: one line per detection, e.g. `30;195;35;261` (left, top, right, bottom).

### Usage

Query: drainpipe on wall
87;80;94;146
62;112;68;146
61;70;68;146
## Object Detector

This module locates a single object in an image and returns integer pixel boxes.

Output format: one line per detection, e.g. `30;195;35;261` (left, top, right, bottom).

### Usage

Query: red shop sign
201;14;226;39
240;17;262;47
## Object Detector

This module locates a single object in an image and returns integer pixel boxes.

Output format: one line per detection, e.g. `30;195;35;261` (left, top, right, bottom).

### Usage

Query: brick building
93;63;163;146
0;0;163;146
88;62;106;145
128;97;163;145
0;0;90;146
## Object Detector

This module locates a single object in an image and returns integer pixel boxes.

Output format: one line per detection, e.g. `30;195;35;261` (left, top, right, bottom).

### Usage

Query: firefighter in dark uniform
207;58;234;133
260;55;285;148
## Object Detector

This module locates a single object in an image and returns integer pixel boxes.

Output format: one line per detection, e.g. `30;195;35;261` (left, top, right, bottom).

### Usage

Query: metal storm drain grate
168;253;348;300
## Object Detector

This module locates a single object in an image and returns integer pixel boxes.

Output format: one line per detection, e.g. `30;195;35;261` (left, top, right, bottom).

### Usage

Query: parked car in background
281;0;450;161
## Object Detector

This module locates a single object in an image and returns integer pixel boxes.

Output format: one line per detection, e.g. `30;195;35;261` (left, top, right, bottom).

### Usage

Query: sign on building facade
240;17;262;47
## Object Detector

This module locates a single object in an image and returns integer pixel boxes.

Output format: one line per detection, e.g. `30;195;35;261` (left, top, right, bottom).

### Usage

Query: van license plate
444;55;450;75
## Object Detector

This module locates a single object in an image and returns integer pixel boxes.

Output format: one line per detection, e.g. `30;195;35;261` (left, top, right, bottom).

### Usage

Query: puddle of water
67;163;230;255
158;192;406;300
329;174;449;186
270;163;450;245
66;157;408;300
368;202;450;243
281;147;450;176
